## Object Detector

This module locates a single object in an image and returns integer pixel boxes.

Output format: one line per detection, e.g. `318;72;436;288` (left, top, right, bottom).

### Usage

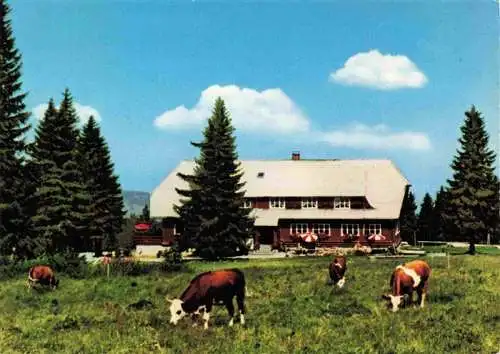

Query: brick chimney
291;151;301;160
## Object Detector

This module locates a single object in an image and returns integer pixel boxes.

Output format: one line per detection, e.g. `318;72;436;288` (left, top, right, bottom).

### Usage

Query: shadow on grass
322;298;372;317
53;315;94;331
430;291;464;304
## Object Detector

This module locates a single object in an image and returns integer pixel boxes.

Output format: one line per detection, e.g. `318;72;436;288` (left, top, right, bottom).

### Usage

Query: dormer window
334;197;350;209
257;172;264;178
269;198;286;209
301;198;318;209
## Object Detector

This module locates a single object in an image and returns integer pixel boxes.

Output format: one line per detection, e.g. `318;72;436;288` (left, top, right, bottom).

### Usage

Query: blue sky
11;0;499;205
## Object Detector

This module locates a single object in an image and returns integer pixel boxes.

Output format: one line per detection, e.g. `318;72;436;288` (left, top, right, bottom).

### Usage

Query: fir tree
58;91;93;252
79;116;125;253
490;180;500;244
174;191;202;252
431;186;448;241
0;0;32;258
27;99;59;180
400;189;418;244
117;215;137;252
174;97;254;260
29;102;62;255
31;90;92;254
443;106;499;253
417;193;434;241
141;203;150;222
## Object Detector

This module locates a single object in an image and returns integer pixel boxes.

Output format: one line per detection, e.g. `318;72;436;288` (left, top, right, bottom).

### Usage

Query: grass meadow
0;255;499;353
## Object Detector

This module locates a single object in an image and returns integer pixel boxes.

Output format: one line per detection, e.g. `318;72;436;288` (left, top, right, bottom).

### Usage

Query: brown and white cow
382;259;431;312
167;268;246;330
328;256;347;288
27;265;59;290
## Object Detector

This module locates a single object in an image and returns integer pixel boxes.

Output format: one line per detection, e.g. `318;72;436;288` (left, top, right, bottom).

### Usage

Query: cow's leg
418;280;428;308
420;292;426;308
416;288;423;308
407;291;414;307
27;279;37;291
203;302;212;330
236;289;246;325
225;299;235;327
191;313;199;327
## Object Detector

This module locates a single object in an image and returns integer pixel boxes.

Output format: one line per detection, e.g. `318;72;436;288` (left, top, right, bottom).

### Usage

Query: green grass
1;256;499;353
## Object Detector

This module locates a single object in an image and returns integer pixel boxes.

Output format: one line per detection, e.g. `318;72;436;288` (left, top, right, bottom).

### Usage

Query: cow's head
167;297;186;325
382;294;404;312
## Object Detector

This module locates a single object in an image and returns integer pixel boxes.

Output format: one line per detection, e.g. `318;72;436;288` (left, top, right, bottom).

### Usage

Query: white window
334;197;351;209
290;223;308;234
341;224;360;236
301;198;318;209
368;224;382;235
243;199;252;209
269;198;286;209
312;223;331;235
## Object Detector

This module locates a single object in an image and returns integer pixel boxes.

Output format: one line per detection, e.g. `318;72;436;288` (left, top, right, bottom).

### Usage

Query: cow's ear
381;294;390;300
166;296;174;303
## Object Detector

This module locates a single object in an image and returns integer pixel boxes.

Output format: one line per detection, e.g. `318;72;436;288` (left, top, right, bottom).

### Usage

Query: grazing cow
27;265;59;290
167;268;246;330
382;259;431;312
328;256;347;288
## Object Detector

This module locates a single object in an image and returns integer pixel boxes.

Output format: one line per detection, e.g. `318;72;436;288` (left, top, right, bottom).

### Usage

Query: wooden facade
244;196;372;211
275;219;399;249
146;153;408;251
146;196;402;250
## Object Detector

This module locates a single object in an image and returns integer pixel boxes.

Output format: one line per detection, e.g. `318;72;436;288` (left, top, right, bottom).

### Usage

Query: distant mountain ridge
123;190;150;217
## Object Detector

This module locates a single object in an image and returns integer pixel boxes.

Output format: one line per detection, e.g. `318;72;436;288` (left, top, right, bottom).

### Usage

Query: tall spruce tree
0;0;32;258
31;90;92;254
174;98;254;260
431;186;448;241
491;180;500;244
174;188;202;252
27;101;61;255
443;106;499;253
141;203;150;222
417;193;434;241
27;99;60;186
79;116;125;253
400;189;418;244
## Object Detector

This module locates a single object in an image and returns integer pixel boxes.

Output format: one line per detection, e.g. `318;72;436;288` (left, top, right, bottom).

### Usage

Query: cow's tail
232;268;252;297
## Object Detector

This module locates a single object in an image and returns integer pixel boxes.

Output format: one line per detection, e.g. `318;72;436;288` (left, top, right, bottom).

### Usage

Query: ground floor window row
289;223;383;236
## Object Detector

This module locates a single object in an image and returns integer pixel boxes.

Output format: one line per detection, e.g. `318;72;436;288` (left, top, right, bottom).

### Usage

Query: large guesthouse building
148;152;410;250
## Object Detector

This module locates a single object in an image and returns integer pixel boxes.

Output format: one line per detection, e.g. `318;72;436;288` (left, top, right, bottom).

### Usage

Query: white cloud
330;49;428;90
32;102;101;125
154;84;431;152
32;104;49;121
153;84;310;134
73;103;102;123
317;123;432;151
